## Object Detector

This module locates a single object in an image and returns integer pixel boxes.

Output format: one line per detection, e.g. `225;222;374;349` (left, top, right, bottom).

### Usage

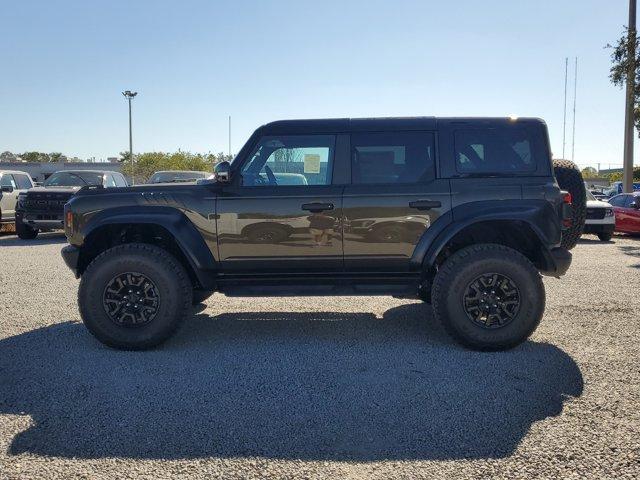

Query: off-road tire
192;289;214;305
16;220;38;239
78;243;192;350
553;159;586;250
431;244;545;351
597;232;613;242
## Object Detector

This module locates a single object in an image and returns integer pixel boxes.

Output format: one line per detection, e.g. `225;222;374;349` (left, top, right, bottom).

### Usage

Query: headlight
17;194;26;208
605;209;614;217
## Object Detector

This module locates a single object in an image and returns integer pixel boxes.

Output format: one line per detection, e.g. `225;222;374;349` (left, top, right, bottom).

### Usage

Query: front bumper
583;222;615;235
540;247;572;277
17;210;64;230
61;244;80;277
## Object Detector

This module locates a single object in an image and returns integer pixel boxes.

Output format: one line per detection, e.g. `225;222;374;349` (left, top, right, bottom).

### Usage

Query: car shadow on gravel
0;232;67;246
0;304;583;461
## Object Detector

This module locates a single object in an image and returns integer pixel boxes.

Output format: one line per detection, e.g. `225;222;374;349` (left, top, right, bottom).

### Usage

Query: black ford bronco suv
61;117;580;351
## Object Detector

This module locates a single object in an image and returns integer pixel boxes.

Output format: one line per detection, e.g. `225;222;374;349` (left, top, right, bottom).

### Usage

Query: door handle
409;199;441;210
302;202;334;213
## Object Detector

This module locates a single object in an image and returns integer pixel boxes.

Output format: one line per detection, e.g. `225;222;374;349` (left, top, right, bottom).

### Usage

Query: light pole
122;90;138;184
623;0;636;193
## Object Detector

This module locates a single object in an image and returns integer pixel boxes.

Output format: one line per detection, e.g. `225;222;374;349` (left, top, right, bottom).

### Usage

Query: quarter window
241;135;335;186
454;129;537;174
351;131;436;184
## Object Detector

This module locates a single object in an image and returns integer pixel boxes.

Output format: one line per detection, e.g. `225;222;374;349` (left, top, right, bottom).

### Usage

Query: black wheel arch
77;206;216;290
412;200;563;274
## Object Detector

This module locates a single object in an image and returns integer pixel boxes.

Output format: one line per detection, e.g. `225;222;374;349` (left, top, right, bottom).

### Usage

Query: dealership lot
0;233;639;479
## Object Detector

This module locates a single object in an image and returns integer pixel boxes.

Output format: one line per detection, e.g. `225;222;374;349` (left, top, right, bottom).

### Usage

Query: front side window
454;128;537;174
609;195;627;207
351;131;435;184
15;174;32;190
104;174;117;188
241;135;335;186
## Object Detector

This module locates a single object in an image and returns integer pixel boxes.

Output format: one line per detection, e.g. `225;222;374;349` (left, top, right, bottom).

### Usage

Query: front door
217;134;344;272
0;174;18;221
342;131;450;271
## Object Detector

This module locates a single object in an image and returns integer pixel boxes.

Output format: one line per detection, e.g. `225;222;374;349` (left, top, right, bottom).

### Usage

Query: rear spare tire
553;159;586;250
431;244;545;351
78;243;192;350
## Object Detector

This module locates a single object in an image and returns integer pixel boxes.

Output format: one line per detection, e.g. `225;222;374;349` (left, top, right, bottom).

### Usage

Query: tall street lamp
122;90;138;184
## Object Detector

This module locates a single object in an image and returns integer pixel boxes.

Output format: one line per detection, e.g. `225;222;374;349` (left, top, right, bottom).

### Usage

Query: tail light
561;191;573;228
65;210;74;232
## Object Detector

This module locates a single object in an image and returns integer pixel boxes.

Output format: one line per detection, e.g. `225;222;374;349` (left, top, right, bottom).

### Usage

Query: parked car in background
603;181;640;197
0;170;34;227
582;191;615;241
147;171;209;184
608;192;640;235
15;170;128;239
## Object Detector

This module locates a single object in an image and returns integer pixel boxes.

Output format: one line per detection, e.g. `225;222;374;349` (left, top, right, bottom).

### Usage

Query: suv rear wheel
432;244;545;350
78;243;192;350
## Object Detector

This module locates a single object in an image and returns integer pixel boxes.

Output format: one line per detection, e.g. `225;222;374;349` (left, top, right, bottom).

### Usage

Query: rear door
342;131;451;271
216;134;347;273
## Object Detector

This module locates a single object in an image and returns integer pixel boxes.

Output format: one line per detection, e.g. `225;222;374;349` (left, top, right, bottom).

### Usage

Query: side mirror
1;185;14;193
214;161;232;183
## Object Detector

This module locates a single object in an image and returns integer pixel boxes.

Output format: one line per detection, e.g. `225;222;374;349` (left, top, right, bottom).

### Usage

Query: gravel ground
0;232;639;479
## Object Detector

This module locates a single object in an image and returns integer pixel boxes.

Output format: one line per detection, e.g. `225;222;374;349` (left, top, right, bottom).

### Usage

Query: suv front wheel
431;244;545;351
78;243;192;350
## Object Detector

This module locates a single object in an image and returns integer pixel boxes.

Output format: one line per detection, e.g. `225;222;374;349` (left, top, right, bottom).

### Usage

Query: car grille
586;208;606;220
25;192;73;213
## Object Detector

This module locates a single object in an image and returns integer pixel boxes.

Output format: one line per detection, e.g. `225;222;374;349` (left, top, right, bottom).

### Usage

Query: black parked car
61;117;579;351
16;169;128;239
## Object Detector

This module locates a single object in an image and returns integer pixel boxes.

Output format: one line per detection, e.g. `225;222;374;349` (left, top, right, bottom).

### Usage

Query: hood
586;199;612;208
27;186;82;195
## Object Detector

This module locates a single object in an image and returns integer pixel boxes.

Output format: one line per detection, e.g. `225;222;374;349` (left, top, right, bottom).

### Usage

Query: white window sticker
303;154;321;174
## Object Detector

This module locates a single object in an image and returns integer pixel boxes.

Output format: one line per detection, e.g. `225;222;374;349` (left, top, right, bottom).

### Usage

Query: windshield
148;172;207;184
44;171;104;187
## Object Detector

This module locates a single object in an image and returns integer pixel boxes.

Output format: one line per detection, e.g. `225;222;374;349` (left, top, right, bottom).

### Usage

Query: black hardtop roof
259;116;545;134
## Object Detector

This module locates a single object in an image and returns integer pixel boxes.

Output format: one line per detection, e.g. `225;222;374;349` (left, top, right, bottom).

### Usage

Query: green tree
581;166;598;177
121;151;217;182
20;151;51;162
608;28;640;136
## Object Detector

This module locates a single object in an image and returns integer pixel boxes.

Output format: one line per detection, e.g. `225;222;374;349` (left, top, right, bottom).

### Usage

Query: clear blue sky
0;0;636;169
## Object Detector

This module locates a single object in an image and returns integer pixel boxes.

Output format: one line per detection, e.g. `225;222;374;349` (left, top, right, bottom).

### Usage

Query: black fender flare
410;200;562;271
81;205;216;288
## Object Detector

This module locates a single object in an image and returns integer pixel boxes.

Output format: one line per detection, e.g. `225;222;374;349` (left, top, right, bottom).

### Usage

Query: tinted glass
114;174;128;187
351;131;435;184
15;174;32;189
242;135;335;186
454;128;537;174
609;195;627;207
624;195;636;208
44;171;103;187
1;174;16;188
104;174;117;187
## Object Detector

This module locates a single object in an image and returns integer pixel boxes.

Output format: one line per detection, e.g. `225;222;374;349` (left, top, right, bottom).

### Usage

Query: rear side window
351;131;435;184
454;129;537;174
104;174;117;188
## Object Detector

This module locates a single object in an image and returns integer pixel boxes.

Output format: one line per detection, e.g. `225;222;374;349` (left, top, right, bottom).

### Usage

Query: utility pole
563;57;568;159
228;115;231;158
571;57;578;162
122;90;138;185
623;0;636;193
